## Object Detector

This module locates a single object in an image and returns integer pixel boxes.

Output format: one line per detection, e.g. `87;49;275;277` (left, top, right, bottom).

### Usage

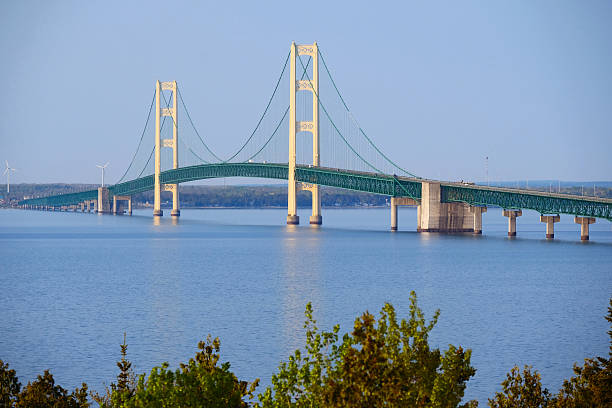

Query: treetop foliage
256;291;478;408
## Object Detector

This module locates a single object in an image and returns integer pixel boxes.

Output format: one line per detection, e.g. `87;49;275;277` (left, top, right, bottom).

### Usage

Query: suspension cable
131;90;173;180
116;91;156;183
241;56;312;163
137;147;155;179
245;106;289;162
162;89;221;164
318;48;419;178
297;55;385;174
224;51;291;162
179;137;211;164
176;86;224;162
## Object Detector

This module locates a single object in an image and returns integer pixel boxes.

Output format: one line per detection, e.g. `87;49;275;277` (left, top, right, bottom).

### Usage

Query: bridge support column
574;216;595;241
540;215;560;239
390;197;418;231
153;79;163;217
170;192;180;217
309;42;321;226
287;42;299;225
391;197;398;231
97;187;110;214
503;209;522;237
170;80;180;218
113;195;131;215
469;206;487;234
418;181;473;232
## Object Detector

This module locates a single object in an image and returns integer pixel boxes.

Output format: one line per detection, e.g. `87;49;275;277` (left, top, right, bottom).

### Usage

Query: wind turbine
96;162;109;187
4;160;16;193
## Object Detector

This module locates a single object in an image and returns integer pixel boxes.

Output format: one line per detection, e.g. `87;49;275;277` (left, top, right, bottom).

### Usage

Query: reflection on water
147;237;183;363
281;226;323;357
152;215;180;227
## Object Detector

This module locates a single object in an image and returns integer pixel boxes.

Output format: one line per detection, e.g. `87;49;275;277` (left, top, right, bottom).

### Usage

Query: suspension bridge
19;42;612;241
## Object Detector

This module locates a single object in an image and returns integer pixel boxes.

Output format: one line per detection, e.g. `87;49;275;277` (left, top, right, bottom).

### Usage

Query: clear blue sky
1;0;611;184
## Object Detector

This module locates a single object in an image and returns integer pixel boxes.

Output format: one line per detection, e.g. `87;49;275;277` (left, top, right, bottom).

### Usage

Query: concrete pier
574;216;595;241
503;209;522;237
97;187;110;213
298;184;322;225
113;195;132;215
309;215;322;225
469;206;487;234
390;197;418;231
540;215;560;239
418;182;473;232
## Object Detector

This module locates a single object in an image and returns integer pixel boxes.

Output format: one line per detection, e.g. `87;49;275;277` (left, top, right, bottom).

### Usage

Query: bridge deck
18;163;612;220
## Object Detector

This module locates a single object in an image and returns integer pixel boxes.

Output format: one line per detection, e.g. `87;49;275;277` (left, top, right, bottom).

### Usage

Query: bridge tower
287;42;321;225
154;80;180;217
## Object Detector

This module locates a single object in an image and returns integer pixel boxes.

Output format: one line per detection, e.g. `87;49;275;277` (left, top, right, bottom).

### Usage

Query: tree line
2;293;610;407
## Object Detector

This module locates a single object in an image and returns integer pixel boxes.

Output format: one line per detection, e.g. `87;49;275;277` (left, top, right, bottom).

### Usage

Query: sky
1;0;611;184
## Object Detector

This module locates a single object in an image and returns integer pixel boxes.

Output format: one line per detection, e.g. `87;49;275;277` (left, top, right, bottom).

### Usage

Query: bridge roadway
18;162;612;221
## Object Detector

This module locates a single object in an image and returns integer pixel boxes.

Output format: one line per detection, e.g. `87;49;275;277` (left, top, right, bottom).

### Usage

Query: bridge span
19;162;612;241
17;42;612;241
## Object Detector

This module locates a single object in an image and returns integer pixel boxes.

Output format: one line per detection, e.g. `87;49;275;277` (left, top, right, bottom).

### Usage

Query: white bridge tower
154;80;180;217
287;42;321;225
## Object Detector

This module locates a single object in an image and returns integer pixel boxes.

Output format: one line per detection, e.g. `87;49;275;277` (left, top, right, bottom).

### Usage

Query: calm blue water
1;207;611;404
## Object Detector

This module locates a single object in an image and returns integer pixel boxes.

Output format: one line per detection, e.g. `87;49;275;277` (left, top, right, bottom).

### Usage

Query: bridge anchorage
16;41;612;241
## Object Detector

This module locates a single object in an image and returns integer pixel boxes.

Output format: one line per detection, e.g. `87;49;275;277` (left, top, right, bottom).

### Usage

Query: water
1;207;611;404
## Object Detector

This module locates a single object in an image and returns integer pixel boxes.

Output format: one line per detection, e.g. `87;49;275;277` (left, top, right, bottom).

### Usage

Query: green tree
488;365;551;408
15;370;89;408
257;291;477;408
118;335;258;408
1;360;21;407
91;333;136;407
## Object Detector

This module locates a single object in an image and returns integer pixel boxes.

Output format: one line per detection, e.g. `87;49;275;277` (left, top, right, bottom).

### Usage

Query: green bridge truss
19;163;612;220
